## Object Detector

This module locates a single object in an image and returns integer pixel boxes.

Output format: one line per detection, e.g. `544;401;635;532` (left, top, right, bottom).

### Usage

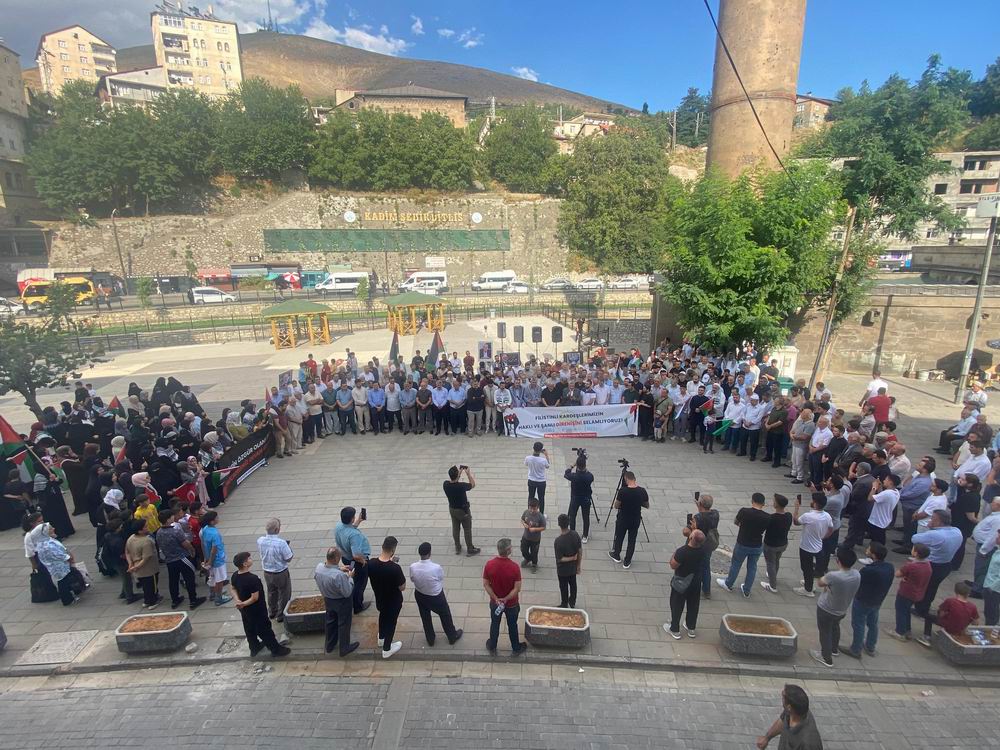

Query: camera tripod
602;460;651;543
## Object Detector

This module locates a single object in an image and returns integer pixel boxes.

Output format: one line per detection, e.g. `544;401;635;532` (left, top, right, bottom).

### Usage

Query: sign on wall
264;229;510;253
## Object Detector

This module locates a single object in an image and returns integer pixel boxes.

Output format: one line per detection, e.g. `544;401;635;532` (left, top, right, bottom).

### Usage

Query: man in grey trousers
314;547;359;657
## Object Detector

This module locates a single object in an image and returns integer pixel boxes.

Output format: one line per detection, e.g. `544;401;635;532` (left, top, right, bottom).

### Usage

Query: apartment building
36;25;116;95
150;2;242;97
793;94;834;130
0;41;44;228
96;67;167;108
552;112;615;154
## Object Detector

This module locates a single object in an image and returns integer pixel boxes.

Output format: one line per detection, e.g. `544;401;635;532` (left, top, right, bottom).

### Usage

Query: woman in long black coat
33;467;75;539
57;448;89;516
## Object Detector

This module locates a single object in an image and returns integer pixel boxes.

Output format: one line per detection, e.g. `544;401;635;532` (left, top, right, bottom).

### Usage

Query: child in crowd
888;543;931;641
917;580;979;648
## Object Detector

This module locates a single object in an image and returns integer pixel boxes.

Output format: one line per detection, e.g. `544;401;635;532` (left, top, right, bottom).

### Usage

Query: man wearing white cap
738;394;768;461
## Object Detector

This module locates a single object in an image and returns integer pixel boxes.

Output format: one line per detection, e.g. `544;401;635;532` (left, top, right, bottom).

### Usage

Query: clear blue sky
8;0;999;110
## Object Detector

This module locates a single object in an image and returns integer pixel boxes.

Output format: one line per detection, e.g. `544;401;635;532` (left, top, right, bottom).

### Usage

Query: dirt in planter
950;630;1000;646
286;595;325;614
120;614;185;633
528;609;586;628
726;616;793;637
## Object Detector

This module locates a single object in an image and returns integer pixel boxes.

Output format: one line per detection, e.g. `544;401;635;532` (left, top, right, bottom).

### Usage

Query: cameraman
443;466;481;557
609;470;649;569
564;453;595;543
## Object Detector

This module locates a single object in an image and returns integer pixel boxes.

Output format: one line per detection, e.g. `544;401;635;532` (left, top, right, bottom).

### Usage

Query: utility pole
110;207;127;279
808;206;856;391
670;110;677;151
490;96;496;121
694;111;702;140
954;197;999;403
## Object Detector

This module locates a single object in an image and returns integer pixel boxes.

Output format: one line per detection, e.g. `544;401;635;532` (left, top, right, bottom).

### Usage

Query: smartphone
686;513;693;526
459;465;468;471
360;507;367;521
694;490;700;501
796;494;802;503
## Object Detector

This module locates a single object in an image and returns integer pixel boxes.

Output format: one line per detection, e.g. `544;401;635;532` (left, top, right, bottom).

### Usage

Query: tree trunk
22;390;43;420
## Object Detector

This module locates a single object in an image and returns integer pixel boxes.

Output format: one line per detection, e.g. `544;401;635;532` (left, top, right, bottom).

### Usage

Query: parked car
574;278;605;290
410;279;443;295
399;271;448;292
188;286;236;304
608;276;641;290
0;296;24;316
504;281;531;294
540;277;573;291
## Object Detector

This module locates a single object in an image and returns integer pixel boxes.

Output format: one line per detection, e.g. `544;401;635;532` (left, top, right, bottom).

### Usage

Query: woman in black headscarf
127;381;142;398
150;377;170;410
56;446;88;516
33;461;75;539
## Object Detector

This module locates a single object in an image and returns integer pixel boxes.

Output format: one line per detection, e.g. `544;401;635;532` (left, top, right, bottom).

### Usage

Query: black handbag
30;571;59;603
670;572;695;594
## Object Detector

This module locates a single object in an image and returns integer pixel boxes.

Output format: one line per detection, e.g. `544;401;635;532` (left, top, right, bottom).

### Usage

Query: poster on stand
503;405;637;439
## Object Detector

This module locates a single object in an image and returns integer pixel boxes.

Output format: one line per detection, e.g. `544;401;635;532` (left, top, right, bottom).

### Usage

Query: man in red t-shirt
866;388;892;426
483;538;527;655
918;580;979;647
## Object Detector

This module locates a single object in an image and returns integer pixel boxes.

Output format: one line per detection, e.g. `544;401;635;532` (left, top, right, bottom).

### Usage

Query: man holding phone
334;506;372;614
443;465;481;556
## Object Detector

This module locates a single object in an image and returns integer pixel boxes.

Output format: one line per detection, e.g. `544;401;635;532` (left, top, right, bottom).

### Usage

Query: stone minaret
705;0;808;177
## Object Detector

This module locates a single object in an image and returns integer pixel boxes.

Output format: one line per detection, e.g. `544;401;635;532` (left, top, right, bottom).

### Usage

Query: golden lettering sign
361;210;466;223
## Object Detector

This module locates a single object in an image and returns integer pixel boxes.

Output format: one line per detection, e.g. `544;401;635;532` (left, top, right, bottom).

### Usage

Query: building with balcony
36;25;117;95
150;2;242;98
96;67;167;108
0;41;45;228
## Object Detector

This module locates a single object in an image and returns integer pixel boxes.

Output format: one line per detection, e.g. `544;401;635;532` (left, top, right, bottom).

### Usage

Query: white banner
503;405;638;439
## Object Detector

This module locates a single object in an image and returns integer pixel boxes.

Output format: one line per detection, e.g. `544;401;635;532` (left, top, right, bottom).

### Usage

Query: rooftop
358;85;468;102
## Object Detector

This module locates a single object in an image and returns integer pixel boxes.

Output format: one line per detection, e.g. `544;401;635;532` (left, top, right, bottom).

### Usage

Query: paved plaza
0;331;996;696
1;662;996;749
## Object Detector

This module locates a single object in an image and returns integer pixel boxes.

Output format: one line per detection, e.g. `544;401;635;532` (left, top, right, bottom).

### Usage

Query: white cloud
410;16;424;35
457;28;484;49
437;28;455;38
303;19;410;56
512;66;539;82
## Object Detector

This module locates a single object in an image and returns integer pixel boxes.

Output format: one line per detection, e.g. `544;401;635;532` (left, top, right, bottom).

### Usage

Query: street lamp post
110;207;128;279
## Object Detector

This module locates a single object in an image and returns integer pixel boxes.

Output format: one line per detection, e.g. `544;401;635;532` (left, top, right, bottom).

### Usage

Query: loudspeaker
513;325;524;343
497;321;507;339
551;326;562;344
531;326;542;343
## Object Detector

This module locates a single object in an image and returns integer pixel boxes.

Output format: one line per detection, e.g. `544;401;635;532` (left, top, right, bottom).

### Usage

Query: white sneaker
857;557;873;566
760;581;777;593
686;629;696;639
662;623;681;640
715;577;733;592
581;536;588;544
793;586;815;598
382;641;402;659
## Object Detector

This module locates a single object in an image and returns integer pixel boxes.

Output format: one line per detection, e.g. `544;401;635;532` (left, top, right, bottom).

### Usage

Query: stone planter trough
935;627;1000;666
0;623;6;651
523;606;590;649
283;595;326;635
115;612;191;654
719;614;798;658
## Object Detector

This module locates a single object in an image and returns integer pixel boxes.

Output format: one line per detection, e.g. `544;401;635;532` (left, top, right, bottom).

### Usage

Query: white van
399;271;448;292
471;270;517;291
316;271;369;294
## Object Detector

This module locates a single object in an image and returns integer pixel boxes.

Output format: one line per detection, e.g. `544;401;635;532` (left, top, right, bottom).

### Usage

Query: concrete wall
47;191;570;287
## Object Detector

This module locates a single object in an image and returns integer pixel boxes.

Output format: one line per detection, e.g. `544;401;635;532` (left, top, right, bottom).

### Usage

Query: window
224;42;230;52
59;53;69;61
217;41;223;51
78;44;86;51
204;75;211;86
8;139;15;150
960;183;973;194
57;40;67;48
80;56;88;63
226;61;232;71
925;228;938;239
965;160;976;170
81;69;91;76
62;65;71;73
933;183;947;195
4;172;12;188
14;173;22;189
796;103;805;112
980;160;989;170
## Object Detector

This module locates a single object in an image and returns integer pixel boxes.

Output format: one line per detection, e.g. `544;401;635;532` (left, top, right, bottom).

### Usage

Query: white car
410;279;443;295
0;296;24;316
575;278;605;290
608;277;641;290
540;277;573;291
189;286;235;304
504;281;530;294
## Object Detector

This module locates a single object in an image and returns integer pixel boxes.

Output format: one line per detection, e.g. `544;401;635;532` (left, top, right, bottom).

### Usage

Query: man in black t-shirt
540;383;560;407
553;514;582;608
609;471;649;569
443;465;481;556
665;529;707;638
231;551;291;658
367;536;406;659
762;494;793;592
466;381;486;437
718;492;771;597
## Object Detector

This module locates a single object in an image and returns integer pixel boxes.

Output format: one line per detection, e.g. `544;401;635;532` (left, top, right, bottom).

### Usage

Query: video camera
617;457;629;469
571;447;588;461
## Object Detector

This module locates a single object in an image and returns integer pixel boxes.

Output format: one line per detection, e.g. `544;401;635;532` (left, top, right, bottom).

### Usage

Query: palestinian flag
387;330;399;366
114;442;127;464
427;330;445;368
208;465;239;491
1;413;37;482
108;396;127;419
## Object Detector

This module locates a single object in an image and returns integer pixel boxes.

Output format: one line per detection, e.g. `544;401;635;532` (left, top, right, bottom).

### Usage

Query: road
1;662;995;750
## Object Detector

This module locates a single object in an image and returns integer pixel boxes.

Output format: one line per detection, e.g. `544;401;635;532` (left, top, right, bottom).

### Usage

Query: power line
701;0;790;176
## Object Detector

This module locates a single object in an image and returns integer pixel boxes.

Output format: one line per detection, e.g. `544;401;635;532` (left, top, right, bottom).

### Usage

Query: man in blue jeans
717;492;770;597
483;537;528;656
844;541;894;658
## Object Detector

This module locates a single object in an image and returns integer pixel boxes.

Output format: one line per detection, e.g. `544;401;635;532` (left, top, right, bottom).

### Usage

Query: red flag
114;443;127;464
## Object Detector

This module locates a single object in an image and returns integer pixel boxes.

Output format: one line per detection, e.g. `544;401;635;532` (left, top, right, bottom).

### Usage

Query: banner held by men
505;404;638;439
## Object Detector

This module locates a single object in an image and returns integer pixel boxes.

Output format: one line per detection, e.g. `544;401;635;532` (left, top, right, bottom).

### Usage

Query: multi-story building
150;2;242;97
552;112;615;154
793;94;835;130
96;67;167;108
336;85;468;128
36;25;116;95
1;40;45;228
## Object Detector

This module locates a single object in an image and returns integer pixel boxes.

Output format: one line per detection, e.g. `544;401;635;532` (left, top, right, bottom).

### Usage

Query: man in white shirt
963;381;988;413
793;493;834;597
913;478;949;534
865;474;901;548
351;379;370;434
887;443;911;479
937;406;978;454
722;392;746;452
950;441;992;503
971;498;1000;595
525;442;550;514
409;542;463;646
257;518;294;621
593;380;610;405
861;371;889;405
738;394;767;459
808;416;834;489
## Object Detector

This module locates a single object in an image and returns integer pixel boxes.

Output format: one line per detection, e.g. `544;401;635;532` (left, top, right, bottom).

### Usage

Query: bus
20;277;97;308
315;271;370;294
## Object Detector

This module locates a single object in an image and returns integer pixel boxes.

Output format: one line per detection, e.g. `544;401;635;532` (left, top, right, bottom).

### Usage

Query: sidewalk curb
2;647;997;689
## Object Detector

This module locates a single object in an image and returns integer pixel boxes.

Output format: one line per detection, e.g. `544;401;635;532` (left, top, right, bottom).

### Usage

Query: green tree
135;277;155;309
970;56;1000;118
557;129;673;273
42;280;82;327
355;276;372;310
674;87;711;147
216;78;313;179
482;106;557;192
658;163;847;351
965;115;1000;150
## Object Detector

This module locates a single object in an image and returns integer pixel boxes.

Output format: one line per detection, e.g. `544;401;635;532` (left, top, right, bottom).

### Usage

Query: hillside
114;31;631;111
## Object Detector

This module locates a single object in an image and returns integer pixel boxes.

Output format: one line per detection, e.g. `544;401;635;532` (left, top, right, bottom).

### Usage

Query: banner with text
215;426;275;500
505;405;637;439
